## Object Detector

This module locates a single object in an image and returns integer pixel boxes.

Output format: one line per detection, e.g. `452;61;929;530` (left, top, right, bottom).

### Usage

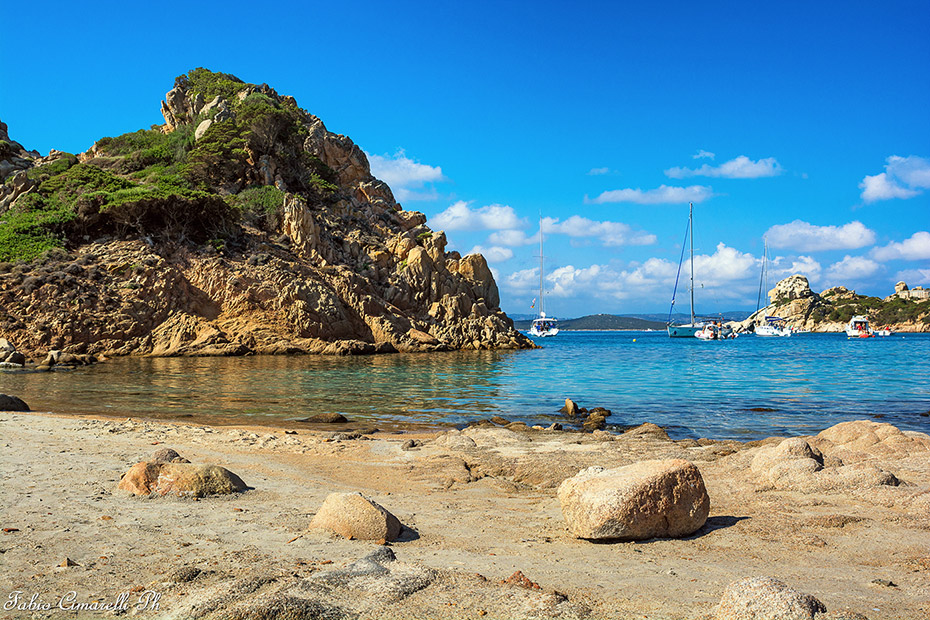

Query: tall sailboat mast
757;238;768;312
689;202;695;325
538;219;545;316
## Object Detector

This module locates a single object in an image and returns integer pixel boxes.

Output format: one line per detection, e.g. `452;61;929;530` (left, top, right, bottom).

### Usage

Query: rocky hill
0;69;531;360
735;275;930;333
513;314;666;330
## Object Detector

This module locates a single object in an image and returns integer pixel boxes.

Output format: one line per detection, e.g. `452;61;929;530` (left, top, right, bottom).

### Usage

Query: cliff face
736;275;930;333
0;69;532;358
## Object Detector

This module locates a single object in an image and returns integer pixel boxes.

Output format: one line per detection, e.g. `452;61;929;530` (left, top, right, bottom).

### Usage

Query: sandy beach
1;410;928;619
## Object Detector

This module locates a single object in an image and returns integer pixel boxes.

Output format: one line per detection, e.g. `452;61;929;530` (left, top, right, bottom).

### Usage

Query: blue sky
3;1;928;317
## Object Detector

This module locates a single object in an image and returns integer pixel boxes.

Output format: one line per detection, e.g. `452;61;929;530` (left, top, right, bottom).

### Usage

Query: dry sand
1;411;928;619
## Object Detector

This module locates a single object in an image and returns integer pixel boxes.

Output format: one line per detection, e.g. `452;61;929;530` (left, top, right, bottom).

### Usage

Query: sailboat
667;202;733;338
527;220;559;338
754;239;791;337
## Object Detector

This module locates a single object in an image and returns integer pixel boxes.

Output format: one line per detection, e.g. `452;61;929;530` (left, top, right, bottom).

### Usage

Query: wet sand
1;411;928;619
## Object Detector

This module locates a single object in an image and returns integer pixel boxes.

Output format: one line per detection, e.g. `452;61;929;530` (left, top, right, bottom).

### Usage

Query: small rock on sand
309;492;402;542
714;576;827;620
557;459;710;540
152;448;191;463
624;422;671;440
119;462;247;497
0;394;29;411
301;413;349;424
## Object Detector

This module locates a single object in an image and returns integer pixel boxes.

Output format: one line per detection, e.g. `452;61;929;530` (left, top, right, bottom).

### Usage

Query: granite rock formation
736;275;930;333
0;69;532;358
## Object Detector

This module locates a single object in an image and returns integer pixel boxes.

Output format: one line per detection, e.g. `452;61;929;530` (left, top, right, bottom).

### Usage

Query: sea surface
2;331;929;441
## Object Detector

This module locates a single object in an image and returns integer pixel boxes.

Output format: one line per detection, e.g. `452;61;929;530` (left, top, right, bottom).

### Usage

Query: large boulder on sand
309;492;402;541
119;462;247;497
557;459;710;540
0;394;30;411
714;576;826;620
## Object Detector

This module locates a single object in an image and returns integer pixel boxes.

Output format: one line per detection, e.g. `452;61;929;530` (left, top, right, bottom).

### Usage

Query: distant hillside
629;311;753;323
513;314;666;330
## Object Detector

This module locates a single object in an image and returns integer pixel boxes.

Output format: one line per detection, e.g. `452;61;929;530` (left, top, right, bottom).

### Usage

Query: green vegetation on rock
181;68;245;103
1;68;346;262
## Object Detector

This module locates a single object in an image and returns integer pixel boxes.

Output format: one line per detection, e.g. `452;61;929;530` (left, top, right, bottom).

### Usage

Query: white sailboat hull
528;327;560;338
667;324;703;338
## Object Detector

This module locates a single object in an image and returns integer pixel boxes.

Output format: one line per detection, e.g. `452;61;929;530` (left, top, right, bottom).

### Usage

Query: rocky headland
736;275;930;333
0;69;531;362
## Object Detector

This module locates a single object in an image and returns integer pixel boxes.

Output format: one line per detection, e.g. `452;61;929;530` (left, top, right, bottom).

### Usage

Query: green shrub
22;153;79;184
229;185;284;213
95;126;194;172
181;68;245;103
182;120;248;189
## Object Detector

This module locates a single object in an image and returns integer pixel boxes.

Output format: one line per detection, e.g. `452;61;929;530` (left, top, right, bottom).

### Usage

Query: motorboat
695;323;738;341
845;315;874;338
755;316;791;337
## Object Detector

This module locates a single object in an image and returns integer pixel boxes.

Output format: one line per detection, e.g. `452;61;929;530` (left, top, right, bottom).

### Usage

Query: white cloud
893;268;930;286
367;150;445;202
541;216;656;247
871;231;930;261
394;188;440;202
693;150;715;160
825;255;882;282
769;255;823;283
430;201;525;231
690;243;759;286
859;173;920;202
859;155;930;202
501;243;758;305
665;156;782;179
587;167;610;175
764;220;876;252
504;268;540;292
468;245;514;263
488;229;535;247
587;184;714;205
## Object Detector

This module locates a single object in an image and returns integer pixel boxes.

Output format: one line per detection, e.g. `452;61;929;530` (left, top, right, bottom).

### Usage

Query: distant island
512;314;668;331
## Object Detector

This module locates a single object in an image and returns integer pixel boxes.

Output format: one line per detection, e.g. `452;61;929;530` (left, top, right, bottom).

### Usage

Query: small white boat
845;315;874;338
755;316;791;337
528;313;559;338
874;327;893;337
695;323;738;341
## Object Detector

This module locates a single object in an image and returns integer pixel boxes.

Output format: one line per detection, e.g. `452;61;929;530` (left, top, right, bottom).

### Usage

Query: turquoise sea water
2;331;928;440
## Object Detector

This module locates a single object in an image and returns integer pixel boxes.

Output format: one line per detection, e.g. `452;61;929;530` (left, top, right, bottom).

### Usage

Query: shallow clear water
2;331;928;440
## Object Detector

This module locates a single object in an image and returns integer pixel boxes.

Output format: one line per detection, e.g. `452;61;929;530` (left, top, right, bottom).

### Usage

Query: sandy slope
1;412;928;619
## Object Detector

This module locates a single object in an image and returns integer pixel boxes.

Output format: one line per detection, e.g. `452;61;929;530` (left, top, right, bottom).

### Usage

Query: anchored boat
667;202;732;338
845;315;874;338
527;219;559;338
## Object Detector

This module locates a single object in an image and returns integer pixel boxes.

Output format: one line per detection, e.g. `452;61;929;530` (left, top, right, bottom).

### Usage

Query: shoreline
1;409;928;619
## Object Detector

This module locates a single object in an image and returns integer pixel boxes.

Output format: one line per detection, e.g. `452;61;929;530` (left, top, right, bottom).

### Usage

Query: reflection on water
2;332;928;440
